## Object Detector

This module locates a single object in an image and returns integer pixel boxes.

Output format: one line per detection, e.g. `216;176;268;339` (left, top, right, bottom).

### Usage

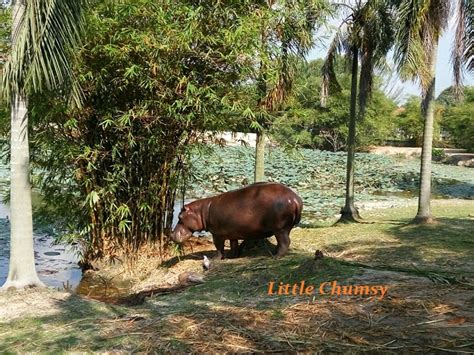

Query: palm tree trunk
254;131;266;183
413;41;438;224
339;47;361;223
2;95;44;289
2;1;44;289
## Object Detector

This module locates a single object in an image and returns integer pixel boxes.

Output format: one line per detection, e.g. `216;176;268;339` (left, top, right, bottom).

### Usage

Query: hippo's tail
293;196;303;226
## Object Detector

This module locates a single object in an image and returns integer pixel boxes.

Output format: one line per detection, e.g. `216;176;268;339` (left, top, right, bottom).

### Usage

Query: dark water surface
0;200;185;290
0;232;83;288
0;203;83;288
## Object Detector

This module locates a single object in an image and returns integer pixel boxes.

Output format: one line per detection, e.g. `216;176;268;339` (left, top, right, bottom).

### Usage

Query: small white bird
202;255;211;271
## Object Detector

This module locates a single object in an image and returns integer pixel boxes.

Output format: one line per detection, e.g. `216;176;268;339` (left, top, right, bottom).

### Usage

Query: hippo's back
206;182;303;239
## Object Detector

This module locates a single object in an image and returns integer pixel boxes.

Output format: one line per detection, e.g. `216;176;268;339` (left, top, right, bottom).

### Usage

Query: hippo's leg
213;235;225;260
228;239;239;258
274;230;290;257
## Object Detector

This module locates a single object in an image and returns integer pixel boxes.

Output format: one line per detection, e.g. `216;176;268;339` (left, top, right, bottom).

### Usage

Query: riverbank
1;199;473;353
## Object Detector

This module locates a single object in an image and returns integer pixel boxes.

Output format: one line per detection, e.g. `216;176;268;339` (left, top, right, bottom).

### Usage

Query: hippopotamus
170;182;303;258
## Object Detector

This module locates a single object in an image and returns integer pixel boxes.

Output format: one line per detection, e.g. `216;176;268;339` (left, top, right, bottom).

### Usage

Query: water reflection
0;218;83;288
0;199;187;290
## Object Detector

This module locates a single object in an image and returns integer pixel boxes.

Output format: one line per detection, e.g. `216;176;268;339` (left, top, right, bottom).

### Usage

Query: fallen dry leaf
447;316;466;325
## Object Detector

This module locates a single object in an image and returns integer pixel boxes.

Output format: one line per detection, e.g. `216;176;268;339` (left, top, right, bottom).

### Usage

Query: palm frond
452;0;474;98
1;0;87;107
358;0;395;118
262;39;297;112
394;0;450;92
260;0;330;111
393;0;431;85
320;29;347;107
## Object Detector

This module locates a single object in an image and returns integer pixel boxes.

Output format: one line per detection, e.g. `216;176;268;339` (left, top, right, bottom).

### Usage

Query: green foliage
393;0;450;89
432;148;446;161
0;2;10;67
234;0;329;134
321;0;396;118
0;0;86;105
393;95;442;146
442;87;474;152
437;86;457;107
393;96;424;145
29;0;266;261
271;59;397;151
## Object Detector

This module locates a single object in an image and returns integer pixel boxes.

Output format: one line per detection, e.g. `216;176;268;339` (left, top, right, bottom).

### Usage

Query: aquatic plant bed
186;146;474;221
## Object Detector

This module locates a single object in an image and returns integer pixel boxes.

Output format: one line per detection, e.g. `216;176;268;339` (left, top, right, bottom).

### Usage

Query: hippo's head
170;204;202;243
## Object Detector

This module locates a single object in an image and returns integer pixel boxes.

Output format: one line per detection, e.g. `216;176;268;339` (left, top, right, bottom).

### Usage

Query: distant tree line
266;58;474;153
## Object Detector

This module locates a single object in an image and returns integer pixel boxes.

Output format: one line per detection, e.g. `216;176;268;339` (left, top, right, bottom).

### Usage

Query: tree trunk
413;41;438;224
2;96;45;289
2;1;44;290
254;131;266;183
338;48;361;223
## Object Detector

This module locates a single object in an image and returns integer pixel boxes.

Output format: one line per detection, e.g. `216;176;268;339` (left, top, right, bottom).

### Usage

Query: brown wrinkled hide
171;182;303;259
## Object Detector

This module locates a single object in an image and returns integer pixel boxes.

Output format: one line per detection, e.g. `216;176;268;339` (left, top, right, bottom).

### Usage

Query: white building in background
204;131;272;148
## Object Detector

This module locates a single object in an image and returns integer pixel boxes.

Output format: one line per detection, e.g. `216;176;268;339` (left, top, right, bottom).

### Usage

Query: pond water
0;203;83;288
0;199;186;290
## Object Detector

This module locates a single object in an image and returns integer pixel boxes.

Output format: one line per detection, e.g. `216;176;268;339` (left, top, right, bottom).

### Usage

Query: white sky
307;23;474;102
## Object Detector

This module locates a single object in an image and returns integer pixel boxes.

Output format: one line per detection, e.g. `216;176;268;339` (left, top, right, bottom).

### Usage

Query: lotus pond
185;146;474;222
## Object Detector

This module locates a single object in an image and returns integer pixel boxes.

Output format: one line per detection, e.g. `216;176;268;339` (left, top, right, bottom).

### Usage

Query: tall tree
27;0;273;263
394;0;473;223
1;0;85;289
253;0;328;183
321;0;394;223
393;0;450;224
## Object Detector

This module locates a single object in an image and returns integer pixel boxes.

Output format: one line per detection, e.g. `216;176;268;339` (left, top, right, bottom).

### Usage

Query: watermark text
267;280;388;300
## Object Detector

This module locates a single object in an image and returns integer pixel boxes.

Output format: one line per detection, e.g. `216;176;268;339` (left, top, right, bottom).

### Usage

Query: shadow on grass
302;216;474;274
1;243;473;352
384;217;474;269
163;238;281;268
0;254;362;352
161;250;218;268
0;294;129;352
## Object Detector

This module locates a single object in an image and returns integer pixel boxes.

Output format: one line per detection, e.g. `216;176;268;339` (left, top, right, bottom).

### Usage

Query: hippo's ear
183;205;190;212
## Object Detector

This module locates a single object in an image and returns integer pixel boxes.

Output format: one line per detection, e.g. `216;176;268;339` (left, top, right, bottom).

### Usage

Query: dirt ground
368;146;474;166
0;288;71;322
149;270;474;353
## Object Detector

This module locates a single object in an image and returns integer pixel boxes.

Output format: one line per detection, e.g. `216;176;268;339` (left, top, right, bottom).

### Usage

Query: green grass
291;200;474;274
0;200;473;352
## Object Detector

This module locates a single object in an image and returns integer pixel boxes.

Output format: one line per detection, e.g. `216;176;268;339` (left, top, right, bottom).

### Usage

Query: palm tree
393;0;451;224
253;0;327;183
1;0;85;289
321;0;394;223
